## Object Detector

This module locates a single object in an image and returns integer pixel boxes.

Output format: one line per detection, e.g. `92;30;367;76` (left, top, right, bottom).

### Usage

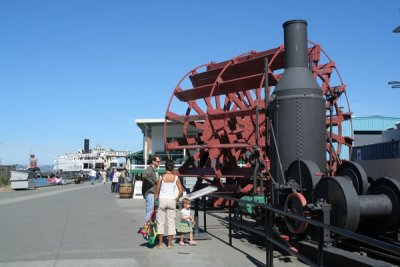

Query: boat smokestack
84;139;90;153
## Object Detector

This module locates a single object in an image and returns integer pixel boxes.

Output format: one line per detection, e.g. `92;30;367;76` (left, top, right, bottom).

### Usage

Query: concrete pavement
0;182;305;267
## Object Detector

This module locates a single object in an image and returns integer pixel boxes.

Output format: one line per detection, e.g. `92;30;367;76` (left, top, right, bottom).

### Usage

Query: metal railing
130;164;183;171
200;193;400;267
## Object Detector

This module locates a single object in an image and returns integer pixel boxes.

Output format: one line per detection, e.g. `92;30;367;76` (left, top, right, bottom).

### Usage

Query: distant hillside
14;164;54;172
39;165;54;172
15;164;26;170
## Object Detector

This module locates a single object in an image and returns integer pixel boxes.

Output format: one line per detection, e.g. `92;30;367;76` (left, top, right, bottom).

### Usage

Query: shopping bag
139;210;157;246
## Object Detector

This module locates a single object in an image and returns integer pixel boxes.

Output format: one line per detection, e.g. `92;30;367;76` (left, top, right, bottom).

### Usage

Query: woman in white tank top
154;159;183;248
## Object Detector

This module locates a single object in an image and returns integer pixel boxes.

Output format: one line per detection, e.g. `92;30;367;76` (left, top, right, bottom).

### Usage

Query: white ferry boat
53;140;131;172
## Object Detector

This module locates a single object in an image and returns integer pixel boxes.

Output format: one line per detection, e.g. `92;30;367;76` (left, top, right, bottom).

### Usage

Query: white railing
130;163;247;173
105;151;131;157
130;164;183;171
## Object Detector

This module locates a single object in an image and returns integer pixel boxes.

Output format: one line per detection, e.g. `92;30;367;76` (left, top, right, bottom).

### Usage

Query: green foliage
0;176;9;187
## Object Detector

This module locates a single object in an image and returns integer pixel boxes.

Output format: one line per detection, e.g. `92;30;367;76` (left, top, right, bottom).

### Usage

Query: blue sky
0;0;399;165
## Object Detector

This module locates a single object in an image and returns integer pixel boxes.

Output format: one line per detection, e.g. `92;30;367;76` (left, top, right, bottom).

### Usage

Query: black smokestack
269;20;326;186
283;20;308;68
84;139;90;153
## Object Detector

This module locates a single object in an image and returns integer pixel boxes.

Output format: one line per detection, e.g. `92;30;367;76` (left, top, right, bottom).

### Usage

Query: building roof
135;118;201;135
135;119;169;134
135;119;165;124
352;116;400;131
341;115;400;138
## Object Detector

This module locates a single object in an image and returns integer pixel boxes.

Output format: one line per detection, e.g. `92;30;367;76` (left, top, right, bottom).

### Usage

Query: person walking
154;159;183;249
142;156;161;222
90;169;96;185
96;170;101;183
79;170;84;183
100;168;107;184
109;168;115;192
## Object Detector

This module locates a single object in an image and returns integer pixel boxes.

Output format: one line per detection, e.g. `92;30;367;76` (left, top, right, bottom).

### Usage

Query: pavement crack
53;201;69;267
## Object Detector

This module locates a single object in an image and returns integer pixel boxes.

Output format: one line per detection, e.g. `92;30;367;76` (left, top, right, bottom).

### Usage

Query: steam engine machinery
164;19;400;249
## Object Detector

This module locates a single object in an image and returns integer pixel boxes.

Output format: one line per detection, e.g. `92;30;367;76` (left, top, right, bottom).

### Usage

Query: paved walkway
0;183;306;267
117;188;305;267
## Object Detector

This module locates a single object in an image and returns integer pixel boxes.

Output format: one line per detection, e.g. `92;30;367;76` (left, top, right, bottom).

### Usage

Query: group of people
108;167;130;193
47;175;64;185
89;169;107;185
142;156;197;248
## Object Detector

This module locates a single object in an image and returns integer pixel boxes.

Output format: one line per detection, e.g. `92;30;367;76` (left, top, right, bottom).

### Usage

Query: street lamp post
389;19;399;87
388;81;400;89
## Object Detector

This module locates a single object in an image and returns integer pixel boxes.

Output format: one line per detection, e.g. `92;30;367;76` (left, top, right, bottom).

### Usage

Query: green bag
139;210;158;246
148;220;158;246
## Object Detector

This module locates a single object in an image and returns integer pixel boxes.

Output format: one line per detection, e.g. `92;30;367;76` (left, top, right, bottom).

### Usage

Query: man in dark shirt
143;156;161;222
109;168;115;192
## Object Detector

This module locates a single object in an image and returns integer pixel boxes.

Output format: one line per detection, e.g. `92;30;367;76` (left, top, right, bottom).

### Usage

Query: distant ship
53;139;131;172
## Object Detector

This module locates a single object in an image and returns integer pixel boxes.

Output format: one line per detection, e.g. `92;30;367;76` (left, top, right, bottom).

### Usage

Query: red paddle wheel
164;42;352;198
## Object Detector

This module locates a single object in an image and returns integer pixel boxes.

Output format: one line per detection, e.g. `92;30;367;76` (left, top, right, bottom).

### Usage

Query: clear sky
0;0;399;165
